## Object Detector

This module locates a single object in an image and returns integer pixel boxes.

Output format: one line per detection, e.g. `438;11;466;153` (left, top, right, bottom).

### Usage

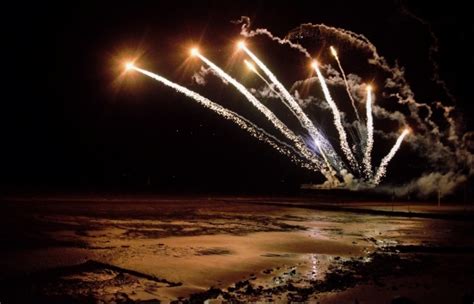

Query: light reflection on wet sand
0;198;473;303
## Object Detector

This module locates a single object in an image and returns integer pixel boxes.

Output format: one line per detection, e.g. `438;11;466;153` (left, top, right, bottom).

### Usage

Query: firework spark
329;46;360;121
125;62;135;71
240;43;339;177
128;64;319;170
373;128;410;185
193;50;339;180
244;59;277;94
244;59;302;123
311;60;359;171
122;25;432;189
236;18;473;196
190;47;199;57
362;85;374;179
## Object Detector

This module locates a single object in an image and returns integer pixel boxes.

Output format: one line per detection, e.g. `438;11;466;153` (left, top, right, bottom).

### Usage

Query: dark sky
1;1;473;194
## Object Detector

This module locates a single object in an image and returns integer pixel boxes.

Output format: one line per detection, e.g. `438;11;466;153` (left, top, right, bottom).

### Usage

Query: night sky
1;1;473;194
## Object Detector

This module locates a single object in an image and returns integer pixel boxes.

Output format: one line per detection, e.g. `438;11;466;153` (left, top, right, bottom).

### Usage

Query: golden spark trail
244;60;302;126
193;52;338;181
240;43;338;178
330;46;361;121
244;59;274;91
130;65;318;170
312;60;359;171
243;59;336;177
373;128;410;185
362;85;374;179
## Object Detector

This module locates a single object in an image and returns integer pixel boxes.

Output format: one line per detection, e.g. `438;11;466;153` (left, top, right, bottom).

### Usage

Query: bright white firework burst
124;46;409;188
122;20;473;192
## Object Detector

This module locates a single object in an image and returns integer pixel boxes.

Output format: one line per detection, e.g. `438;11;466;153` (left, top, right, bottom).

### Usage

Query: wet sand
0;197;473;303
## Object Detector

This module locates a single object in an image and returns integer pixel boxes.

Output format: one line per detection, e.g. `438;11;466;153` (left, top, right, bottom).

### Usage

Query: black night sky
1;1;473;194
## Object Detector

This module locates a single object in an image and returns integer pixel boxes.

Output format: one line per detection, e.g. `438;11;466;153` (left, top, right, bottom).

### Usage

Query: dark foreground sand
0;197;473;303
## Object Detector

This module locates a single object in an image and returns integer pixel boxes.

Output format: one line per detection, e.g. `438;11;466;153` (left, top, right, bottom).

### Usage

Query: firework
311;60;359;171
127;64;320;170
240;43;339;176
329;46;360;121
192;50;332;176
373;128;410;185
362;85;374;179
244;59;279;96
122;33;422;188
244;59;303;122
125;62;135;71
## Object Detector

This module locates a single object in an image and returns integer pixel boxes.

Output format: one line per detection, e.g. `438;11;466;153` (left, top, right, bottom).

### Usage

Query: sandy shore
0;197;473;303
